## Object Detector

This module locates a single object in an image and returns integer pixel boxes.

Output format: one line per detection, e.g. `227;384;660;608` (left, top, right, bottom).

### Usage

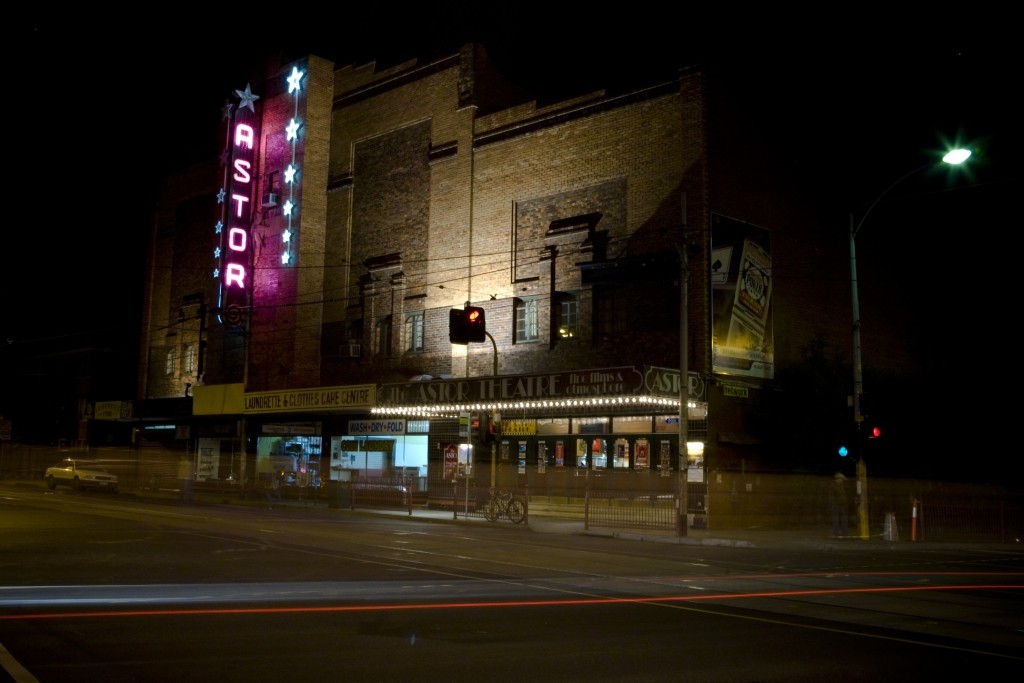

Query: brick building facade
137;44;847;514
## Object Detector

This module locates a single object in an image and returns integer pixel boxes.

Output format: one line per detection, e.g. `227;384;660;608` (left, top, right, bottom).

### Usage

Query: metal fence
4;443;1022;542
584;490;678;531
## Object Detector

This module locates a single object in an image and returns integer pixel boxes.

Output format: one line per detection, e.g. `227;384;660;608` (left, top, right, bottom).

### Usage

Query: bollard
883;512;898;541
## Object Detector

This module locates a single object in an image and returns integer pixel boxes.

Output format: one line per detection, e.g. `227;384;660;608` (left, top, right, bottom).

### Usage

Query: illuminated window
183;344;195;375
557;295;578;339
165;348;176;376
515;298;539;343
404;312;424;352
374;316;392;357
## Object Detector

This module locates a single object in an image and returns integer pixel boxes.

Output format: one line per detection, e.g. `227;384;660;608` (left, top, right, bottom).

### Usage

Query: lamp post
849;148;971;539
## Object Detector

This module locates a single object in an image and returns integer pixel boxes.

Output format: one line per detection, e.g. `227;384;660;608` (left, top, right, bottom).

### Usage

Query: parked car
45;459;119;493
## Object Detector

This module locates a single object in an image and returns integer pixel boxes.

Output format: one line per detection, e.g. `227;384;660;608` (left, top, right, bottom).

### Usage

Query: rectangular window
515;299;539;343
558;296;578;339
165;348;176;376
183;344;195;375
266;170;280;195
594;288;629;337
404;312;424;352
374;316;392;357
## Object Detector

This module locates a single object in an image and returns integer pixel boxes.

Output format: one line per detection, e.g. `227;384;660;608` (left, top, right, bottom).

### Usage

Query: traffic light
479;411;498;444
449;306;486;344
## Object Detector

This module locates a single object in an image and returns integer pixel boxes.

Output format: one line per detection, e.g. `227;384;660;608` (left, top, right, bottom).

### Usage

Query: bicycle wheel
507;498;525;524
484;499;499;522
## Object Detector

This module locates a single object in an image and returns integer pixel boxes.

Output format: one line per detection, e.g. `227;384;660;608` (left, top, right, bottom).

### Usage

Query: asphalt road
1;484;1022;682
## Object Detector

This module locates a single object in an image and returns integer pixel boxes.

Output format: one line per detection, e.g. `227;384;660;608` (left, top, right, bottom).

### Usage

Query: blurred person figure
829;472;849;537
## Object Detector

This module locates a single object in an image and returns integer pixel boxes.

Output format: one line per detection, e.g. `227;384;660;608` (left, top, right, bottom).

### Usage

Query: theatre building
137;44;845;524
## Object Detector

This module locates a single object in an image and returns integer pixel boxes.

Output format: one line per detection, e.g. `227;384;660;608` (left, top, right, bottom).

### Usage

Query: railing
330;476;414;515
584;490;678;531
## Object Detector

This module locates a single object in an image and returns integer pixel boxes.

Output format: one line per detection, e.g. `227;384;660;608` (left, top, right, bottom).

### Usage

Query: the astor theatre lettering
380;368;646;406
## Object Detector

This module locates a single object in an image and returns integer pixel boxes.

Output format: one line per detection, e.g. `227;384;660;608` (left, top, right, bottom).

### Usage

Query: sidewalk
6;478;1012;551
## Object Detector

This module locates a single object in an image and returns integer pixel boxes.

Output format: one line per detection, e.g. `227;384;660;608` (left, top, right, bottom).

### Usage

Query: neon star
286;118;300;141
283;200;294;216
281;251;291;265
221;100;234;121
282;228;292;243
284;165;297;184
217;188;226;204
214;246;221;258
214;221;223;234
235;84;260;113
213;268;220;278
287;67;304;94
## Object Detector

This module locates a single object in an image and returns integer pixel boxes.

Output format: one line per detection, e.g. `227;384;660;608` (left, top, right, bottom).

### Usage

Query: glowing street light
849;147;971;538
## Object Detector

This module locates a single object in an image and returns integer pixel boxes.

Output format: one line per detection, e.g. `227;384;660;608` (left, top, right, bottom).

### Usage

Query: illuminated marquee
214;84;261;327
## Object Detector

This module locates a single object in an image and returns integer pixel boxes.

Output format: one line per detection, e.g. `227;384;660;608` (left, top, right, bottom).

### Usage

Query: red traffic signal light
869;426;881;439
449;306;487;344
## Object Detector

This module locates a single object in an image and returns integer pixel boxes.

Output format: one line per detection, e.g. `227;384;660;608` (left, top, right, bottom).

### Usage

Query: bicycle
484;488;525;524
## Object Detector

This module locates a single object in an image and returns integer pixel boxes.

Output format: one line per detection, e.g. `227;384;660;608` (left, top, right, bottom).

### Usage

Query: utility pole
676;193;689;537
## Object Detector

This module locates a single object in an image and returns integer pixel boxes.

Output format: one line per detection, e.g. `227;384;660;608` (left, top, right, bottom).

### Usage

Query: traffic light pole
485;331;497;376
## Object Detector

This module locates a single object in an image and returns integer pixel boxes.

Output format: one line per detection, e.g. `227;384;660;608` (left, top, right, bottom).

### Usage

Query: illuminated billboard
711;214;774;379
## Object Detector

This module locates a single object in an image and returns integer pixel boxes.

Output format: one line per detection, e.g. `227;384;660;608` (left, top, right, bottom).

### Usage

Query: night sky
12;14;1019;469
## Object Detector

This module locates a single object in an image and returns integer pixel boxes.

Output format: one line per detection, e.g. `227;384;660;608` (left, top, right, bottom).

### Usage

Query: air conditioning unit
340;343;361;358
262;193;279;208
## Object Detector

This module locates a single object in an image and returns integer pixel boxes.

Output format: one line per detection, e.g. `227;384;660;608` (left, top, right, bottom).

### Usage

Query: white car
45;458;119;493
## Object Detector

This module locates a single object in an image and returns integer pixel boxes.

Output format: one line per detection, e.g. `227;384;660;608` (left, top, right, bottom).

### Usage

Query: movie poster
711;213;774;379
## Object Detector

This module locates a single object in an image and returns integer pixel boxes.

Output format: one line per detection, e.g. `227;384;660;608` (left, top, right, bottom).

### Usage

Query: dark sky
12;13;1018;359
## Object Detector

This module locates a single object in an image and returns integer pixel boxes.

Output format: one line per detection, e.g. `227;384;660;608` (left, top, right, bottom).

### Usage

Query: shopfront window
613;438;630;468
575;438;588;468
255;435;322;489
329;434;428;482
591;438;608;469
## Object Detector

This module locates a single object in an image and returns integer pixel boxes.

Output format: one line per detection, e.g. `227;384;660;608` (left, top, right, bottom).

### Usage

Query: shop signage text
349;419;407;435
244;385;376;414
380;367;644;406
644;366;706;401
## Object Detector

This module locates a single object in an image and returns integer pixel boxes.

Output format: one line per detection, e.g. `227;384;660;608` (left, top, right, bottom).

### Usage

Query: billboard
711;214;774;379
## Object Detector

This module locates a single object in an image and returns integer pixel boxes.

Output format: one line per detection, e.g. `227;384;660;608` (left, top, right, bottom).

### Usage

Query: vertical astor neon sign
215;83;261;327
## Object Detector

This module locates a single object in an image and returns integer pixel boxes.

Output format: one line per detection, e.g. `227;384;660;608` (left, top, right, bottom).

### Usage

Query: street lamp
849;147;971;539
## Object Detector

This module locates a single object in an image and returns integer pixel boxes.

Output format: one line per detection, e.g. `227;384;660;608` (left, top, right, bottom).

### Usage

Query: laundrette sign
244;385;376;414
